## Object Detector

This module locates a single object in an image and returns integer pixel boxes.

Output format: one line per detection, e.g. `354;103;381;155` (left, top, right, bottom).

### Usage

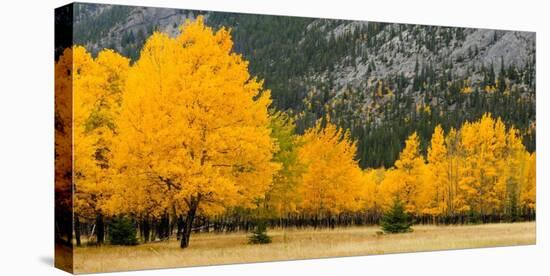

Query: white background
0;0;548;275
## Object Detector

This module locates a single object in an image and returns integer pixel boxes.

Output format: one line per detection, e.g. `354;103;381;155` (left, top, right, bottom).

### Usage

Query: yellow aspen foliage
378;168;401;209
444;127;461;215
502;127;534;216
423;105;431;115
492;118;509;213
461;78;473;94
386;132;427;214
55;48;75;226
387;88;395;98
66;46;130;222
264;111;304;218
297;119;364;217
461;86;473;94
484;85;497;94
424;125;448;217
109;16;279;247
362;168;386;215
456;114;502;216
520;153;536;211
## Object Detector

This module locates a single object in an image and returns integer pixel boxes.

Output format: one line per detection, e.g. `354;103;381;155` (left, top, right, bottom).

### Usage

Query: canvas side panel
54;3;74;274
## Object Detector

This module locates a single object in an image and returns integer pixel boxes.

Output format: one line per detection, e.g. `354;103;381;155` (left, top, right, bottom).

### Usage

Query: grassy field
73;222;535;273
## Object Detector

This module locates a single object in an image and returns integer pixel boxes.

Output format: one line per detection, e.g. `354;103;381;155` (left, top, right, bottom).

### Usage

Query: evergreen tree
109;216;138;245
249;220;272;244
380;196;413;233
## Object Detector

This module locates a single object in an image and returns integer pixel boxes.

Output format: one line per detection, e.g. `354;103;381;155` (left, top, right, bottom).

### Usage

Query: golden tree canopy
110;16;279;218
58;46;130;220
297;119;364;216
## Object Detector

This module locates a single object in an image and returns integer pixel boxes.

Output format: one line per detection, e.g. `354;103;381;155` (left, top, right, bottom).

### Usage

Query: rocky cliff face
71;3;536;167
73;4;535;98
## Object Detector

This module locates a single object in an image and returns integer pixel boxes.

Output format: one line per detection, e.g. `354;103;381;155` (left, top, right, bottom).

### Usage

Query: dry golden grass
73;222;535;274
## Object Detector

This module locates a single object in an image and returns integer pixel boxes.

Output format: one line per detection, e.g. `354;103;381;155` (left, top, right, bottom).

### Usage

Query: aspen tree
111;17;279;248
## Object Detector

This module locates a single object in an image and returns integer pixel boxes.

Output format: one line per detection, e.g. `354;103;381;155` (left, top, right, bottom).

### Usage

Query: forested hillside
73;4;536;168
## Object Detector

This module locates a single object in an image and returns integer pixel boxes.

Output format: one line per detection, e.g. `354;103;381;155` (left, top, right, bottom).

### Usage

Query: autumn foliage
55;17;536;248
375;114;536;223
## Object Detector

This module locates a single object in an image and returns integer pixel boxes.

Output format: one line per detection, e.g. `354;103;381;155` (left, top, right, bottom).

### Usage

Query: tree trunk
151;219;157;241
180;198;199;249
75;215;81;247
176;215;184;240
159;213;169;240
96;214;104;245
142;218;150;243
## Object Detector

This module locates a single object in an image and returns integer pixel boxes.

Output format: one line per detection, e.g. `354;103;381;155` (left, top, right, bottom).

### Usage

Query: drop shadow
39;255;54;267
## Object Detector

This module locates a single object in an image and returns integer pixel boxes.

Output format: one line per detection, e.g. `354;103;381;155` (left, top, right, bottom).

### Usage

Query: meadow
74;222;535;273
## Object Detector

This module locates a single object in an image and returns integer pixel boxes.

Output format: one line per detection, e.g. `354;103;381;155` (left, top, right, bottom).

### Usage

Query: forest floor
73;221;535;273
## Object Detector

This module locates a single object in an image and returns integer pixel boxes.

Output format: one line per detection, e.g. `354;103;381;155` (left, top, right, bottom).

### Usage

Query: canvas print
55;2;536;274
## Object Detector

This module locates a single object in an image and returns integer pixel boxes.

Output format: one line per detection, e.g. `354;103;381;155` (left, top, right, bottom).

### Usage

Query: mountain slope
71;3;536;167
